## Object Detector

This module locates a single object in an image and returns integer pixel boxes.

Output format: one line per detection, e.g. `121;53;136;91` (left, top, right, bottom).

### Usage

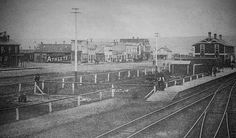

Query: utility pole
71;8;80;84
155;33;158;72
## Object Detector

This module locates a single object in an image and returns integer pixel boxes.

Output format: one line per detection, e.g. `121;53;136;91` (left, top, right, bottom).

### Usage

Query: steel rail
199;80;236;138
127;93;213;138
95;76;236;138
183;79;236;138
213;81;236;138
129;79;236;138
226;112;230;138
199;111;207;138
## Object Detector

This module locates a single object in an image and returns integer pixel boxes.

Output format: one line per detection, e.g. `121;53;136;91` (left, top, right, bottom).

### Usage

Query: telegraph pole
71;8;80;84
155;33;158;72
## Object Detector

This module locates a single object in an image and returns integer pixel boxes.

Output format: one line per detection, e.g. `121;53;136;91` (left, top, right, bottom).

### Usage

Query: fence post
144;68;147;75
72;83;75;94
190;76;192;81
94;74;97;84
80;76;82;85
174;81;177;85
118;72;121;80
202;73;204;77
112;84;115;97
154;85;156;92
77;96;81;106
18;83;21;92
107;73;110;82
137;70;139;77
165;83;168;88
41;80;44;90
128;70;131;78
183;78;185;84
196;74;199;79
16;108;19;120
48;102;52;113
62;78;65;88
34;82;37;94
100;92;102;100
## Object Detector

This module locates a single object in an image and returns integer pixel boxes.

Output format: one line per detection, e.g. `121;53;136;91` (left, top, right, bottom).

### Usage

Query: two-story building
120;37;151;61
193;32;235;66
0;32;21;67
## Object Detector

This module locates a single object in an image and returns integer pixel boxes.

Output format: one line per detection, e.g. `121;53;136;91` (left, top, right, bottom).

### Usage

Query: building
0;32;21;67
112;43;126;62
34;42;72;63
155;46;173;60
20;49;35;62
120;37;151;61
192;32;235;66
104;45;113;62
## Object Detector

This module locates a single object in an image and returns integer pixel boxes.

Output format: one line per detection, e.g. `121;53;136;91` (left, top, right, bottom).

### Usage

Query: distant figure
18;93;27;103
94;59;99;64
157;71;165;91
34;73;40;85
231;61;235;70
212;66;217;77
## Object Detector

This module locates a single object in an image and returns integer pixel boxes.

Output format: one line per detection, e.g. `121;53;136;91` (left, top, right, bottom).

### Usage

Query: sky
0;0;236;40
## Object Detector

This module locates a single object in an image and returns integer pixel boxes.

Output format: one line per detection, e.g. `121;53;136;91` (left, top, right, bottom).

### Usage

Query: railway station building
192;32;235;67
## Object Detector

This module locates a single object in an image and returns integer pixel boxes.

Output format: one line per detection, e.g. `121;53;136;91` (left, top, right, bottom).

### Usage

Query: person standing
212;66;217;77
34;73;40;93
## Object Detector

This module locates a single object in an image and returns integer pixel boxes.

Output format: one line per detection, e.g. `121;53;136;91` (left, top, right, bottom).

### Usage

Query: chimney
208;32;211;38
219;34;222;40
7;35;10;41
214;33;217;39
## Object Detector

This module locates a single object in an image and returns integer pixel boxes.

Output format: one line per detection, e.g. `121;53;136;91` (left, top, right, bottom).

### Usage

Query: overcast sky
0;0;236;40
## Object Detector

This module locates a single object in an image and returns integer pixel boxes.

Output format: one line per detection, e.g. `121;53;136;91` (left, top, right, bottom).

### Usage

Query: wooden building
34;43;72;63
0;32;20;67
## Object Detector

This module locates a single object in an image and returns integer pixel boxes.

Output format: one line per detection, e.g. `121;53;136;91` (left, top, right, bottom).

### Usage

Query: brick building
193;32;235;66
0;32;20;67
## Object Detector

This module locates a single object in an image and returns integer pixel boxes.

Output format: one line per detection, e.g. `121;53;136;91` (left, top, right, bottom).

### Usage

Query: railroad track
95;74;236;138
184;78;236;138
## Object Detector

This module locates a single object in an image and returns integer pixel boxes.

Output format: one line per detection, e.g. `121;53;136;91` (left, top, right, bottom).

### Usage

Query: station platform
147;68;236;102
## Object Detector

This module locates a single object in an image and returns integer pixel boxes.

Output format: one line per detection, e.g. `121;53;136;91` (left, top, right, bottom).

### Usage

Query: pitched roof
120;38;149;44
20;49;35;53
35;44;71;53
157;46;172;52
193;37;232;46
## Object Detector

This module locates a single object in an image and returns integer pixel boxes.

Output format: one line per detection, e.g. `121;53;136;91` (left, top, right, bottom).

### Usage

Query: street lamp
71;8;80;83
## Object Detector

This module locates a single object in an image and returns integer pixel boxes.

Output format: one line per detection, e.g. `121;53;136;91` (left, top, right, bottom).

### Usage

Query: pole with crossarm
71;8;80;85
155;33;158;72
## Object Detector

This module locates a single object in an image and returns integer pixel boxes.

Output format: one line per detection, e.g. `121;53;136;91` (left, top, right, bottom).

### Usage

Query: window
8;47;11;54
215;44;219;57
200;44;205;57
0;47;3;54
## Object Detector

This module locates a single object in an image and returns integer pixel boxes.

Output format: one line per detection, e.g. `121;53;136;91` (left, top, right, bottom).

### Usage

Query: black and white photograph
0;0;236;137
